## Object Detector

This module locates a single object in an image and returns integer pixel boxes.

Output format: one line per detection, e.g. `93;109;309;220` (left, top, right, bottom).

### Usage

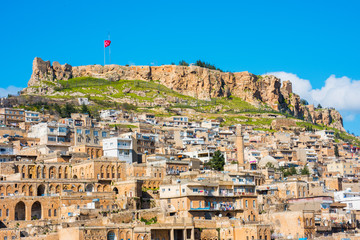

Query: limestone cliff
25;57;345;131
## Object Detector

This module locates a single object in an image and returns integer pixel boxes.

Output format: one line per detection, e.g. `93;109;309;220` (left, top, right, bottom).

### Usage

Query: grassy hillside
23;77;360;146
36;77;261;112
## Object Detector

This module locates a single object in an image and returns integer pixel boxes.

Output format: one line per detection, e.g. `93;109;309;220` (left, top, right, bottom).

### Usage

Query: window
192;188;198;193
49;128;55;133
6;209;9;217
76;129;82;134
286;190;290;195
102;132;107;138
59;127;67;133
48;136;56;142
58;137;65;142
85;130;90;135
253;200;256;208
94;131;98;136
48;209;51;217
245;200;248;207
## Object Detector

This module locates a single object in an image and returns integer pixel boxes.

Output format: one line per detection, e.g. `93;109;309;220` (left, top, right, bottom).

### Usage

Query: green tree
178;60;189;66
289;166;297;175
317;103;322;109
265;162;275;169
54;103;62;115
205;150;225;171
300;166;310;176
62;103;76;118
81;103;90;115
334;145;340;157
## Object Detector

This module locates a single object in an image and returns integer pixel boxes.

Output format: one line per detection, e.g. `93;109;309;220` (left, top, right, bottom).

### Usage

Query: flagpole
104;43;105;66
108;32;111;64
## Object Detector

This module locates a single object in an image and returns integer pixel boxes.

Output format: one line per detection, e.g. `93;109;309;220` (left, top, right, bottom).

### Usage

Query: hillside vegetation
21;77;360;146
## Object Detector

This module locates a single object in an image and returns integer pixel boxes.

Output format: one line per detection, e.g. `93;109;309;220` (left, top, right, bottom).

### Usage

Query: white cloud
344;114;356;122
0;86;23;97
264;72;360;113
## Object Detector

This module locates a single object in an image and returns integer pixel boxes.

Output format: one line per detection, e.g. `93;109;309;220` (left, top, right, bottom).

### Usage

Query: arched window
15;201;26;220
31;201;42;220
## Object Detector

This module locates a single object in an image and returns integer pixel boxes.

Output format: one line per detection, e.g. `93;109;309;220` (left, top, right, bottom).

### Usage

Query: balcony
190;205;238;211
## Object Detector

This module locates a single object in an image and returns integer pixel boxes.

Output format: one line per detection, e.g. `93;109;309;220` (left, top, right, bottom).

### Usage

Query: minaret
236;125;245;166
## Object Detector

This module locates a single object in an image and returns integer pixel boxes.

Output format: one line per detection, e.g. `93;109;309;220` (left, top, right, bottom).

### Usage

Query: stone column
236;126;245;166
170;229;174;240
25;202;31;221
191;228;195;240
183;229;186;240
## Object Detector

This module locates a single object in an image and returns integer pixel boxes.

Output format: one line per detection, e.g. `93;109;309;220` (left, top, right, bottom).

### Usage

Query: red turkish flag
104;40;111;48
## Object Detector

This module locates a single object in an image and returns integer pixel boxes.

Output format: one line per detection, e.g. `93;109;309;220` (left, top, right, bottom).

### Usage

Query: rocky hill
23;57;344;131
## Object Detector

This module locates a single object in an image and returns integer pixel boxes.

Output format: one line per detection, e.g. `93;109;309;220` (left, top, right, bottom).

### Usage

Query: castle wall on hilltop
25;57;344;131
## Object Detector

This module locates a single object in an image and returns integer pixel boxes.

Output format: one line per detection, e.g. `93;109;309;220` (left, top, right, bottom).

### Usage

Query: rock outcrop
25;57;345;131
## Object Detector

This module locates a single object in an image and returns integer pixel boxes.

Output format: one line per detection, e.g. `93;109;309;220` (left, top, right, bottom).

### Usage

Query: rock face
25;57;345;131
28;58;73;86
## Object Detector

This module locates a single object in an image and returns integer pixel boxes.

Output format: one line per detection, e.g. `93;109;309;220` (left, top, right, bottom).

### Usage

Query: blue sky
1;0;360;134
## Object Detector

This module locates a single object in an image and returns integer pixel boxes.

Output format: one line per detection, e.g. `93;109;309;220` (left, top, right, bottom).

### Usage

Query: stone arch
107;230;117;240
126;231;131;240
42;166;47;179
117;166;121;178
21;165;26;178
97;185;102;192
37;184;46;196
49;166;56;179
106;165;111;178
58;166;62;179
104;185;110;192
85;184;94;192
113;187;119;194
31;201;42;220
77;185;83;192
64;166;69;179
21;185;27;194
29;185;34;196
100;165;105;178
120;232;125;240
49;185;54;194
15;201;26;220
6;185;12;195
73;175;78;179
112;166;115;178
55;185;61;194
37;166;41;178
